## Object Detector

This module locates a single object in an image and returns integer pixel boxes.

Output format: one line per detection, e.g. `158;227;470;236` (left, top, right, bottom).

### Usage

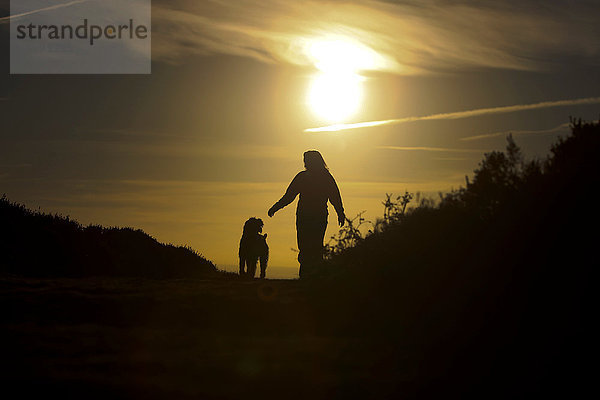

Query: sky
1;0;599;275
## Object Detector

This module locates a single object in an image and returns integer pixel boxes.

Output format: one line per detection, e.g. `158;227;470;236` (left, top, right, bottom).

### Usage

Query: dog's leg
248;257;258;279
259;255;267;279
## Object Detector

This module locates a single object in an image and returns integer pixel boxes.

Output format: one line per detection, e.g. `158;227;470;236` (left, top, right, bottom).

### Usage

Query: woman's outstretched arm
268;172;302;217
328;174;346;226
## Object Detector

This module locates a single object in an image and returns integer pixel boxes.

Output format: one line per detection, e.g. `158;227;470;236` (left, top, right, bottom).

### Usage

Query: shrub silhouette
327;118;598;274
324;211;370;258
0;196;217;278
316;118;596;395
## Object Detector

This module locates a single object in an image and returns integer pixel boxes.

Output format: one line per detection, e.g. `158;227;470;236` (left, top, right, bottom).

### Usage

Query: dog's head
243;217;264;236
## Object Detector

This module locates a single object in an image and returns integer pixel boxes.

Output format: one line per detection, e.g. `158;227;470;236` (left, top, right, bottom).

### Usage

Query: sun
308;72;362;123
305;38;378;123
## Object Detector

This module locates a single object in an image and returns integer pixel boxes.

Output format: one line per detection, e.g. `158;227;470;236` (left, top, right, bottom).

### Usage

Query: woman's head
303;150;328;172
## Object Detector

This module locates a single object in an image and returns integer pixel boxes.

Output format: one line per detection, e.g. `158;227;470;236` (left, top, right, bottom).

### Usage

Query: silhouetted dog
239;217;269;278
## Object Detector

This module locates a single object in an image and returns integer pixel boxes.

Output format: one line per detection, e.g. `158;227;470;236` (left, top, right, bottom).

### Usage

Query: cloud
305;97;600;132
0;0;89;23
461;123;571;142
377;146;484;153
44;127;297;161
3;1;597;72
152;0;600;74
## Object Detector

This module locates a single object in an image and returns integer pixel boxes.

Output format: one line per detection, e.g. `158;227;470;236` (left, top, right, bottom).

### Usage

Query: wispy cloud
433;157;469;162
377;146;484;153
461;123;571;142
0;0;88;23
305;97;600;132
36;126;297;161
152;0;600;73
3;1;597;73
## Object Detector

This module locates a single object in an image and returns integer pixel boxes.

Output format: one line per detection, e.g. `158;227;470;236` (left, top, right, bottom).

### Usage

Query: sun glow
305;38;378;123
308;72;362;123
307;39;379;74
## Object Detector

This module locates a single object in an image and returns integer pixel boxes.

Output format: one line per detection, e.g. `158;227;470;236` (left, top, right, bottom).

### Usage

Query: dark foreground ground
0;275;591;399
2;276;410;399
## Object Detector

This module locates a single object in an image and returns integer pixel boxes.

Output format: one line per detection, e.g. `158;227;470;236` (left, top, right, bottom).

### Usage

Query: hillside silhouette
0;197;217;278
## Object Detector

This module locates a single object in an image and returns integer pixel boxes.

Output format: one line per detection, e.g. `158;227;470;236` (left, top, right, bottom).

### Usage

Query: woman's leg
297;217;328;278
239;257;246;276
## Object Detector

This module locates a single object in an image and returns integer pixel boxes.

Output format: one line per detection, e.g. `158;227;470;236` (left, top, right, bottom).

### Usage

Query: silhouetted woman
268;150;345;278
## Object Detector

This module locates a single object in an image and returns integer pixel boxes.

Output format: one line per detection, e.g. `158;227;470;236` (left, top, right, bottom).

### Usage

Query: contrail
0;0;88;23
305;96;600;133
460;122;571;141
